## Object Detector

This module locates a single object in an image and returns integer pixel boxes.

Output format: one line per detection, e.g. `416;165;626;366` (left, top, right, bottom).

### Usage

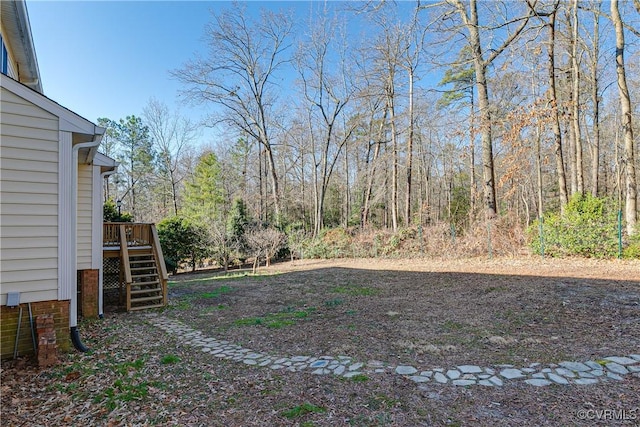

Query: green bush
528;194;619;258
157;216;209;273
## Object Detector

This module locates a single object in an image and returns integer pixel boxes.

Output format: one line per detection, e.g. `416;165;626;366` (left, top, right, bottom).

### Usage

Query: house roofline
1;0;42;93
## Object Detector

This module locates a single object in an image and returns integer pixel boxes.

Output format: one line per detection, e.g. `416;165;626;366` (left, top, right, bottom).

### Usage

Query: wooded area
99;0;640;263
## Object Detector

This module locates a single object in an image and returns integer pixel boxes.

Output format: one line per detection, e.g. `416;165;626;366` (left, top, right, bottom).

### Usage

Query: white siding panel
1;215;58;227
1;237;57;249
0;157;58;173
0;226;57;238
1;258;58;271
0;87;59;301
0;192;57;205
0;290;58;306
1;134;59;152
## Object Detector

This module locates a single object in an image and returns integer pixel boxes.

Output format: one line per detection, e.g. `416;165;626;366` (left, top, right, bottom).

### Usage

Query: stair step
131;266;157;272
130;258;154;263
128;303;165;311
131;281;160;288
132;273;159;279
130;295;163;303
130;287;162;295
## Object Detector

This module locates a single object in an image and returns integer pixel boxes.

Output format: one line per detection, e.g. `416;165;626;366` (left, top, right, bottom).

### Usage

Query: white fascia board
93;152;119;168
1;74;99;135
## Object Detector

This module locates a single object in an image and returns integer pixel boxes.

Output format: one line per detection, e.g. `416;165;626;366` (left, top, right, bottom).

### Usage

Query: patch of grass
441;320;465;331
160;354;181;364
324;298;344;307
200;285;234;299
234;317;264;326
266;319;296;328
332;284;378;296
282;403;327;419
349;374;369;382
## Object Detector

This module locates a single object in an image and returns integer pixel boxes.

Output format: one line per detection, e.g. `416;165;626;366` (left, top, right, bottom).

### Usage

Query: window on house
1;34;8;75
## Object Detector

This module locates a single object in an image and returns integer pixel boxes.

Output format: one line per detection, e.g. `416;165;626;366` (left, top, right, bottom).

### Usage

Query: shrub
157;216;209;273
528;194;619;258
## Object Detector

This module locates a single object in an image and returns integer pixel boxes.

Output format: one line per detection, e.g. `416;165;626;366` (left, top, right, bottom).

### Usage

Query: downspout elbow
70;326;89;352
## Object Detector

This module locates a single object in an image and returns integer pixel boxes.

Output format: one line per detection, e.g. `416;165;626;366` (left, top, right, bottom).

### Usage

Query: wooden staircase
105;222;168;311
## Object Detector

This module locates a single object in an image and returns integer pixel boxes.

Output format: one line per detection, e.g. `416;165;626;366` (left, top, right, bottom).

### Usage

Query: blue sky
27;1;305;144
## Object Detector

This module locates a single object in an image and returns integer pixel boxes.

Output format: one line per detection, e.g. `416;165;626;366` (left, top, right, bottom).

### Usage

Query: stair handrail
150;224;169;306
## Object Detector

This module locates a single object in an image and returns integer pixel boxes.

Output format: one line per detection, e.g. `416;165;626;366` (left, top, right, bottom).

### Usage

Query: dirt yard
2;256;639;426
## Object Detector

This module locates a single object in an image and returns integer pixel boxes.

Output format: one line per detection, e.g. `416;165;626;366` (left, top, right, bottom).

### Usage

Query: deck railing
103;222;152;248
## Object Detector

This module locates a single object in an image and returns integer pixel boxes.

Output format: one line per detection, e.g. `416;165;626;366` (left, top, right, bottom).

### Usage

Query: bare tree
245;227;286;272
447;0;535;218
174;3;293;224
295;10;357;236
143;98;198;216
611;0;637;235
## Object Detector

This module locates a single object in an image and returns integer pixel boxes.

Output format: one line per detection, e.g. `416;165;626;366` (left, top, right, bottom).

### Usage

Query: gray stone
529;363;541;368
484;368;496;375
396;365;418;375
478;374;491;379
334;365;346;375
453;379;476;386
629;354;640;361
320;356;335;360
590;370;604;377
559;361;590;372
500;368;525;379
243;359;257;365
446;369;461;380
349;362;364;371
605;356;637;365
409;375;430;383
367;360;385;368
628;366;640;373
585;361;603;370
270;364;284;370
478;380;494;387
541;368;552;373
605;362;629;375
259;359;272;367
246;353;262;359
312;368;329;375
434;372;448;383
488;376;503;386
291;356;309;362
607;372;624;381
201;347;211;352
555;368;576;378
547;373;569;385
310;360;329;368
420;371;433;377
525;379;552;386
343;371;363;378
574;378;599;385
375;369;385;373
458;365;483;374
578;371;595;378
522;368;536;373
532;373;546;379
274;358;289;364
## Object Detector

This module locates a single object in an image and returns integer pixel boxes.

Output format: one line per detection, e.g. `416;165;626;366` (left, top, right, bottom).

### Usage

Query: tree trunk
467;0;497;218
548;7;569;213
590;5;601;197
405;68;414;227
571;0;584;195
611;0;637;235
388;89;399;231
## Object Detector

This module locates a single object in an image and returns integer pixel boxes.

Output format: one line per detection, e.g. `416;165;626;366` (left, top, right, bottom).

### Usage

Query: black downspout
70;326;89;352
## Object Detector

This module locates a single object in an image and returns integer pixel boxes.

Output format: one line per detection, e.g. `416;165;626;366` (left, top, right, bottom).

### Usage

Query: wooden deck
103;223;168;311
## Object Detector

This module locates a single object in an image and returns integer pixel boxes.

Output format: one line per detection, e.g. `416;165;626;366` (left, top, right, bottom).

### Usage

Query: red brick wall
79;269;99;319
0;300;70;360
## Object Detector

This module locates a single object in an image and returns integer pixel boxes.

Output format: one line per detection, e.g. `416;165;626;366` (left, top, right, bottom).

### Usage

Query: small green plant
332;285;378;296
201;286;234;299
160;354;181;364
282;403;327;419
349;374;369;382
324;298;344;307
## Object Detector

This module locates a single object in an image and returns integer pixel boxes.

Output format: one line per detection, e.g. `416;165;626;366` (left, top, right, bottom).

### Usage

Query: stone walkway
147;314;640;388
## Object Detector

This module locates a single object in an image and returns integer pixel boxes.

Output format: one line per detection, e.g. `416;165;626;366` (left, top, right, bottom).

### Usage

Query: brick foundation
36;314;58;367
79;269;99;319
0;300;70;361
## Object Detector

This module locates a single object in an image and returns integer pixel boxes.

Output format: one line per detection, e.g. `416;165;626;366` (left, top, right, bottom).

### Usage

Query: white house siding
77;163;93;270
0;87;59;305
